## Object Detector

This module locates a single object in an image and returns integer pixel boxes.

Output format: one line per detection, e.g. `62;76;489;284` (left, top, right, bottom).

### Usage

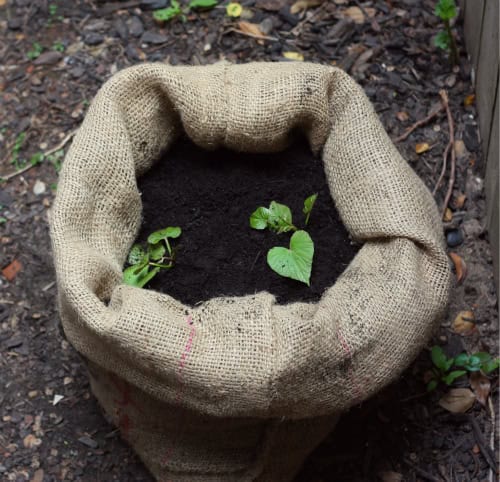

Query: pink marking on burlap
337;328;363;404
161;315;196;468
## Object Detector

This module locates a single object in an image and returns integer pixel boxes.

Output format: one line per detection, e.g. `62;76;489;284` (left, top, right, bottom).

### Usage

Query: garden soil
138;139;359;305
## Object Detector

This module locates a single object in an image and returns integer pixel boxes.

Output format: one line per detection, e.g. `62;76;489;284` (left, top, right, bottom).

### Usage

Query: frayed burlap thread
50;62;451;481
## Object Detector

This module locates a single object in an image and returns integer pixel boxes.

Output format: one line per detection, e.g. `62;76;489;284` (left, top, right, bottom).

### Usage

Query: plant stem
149;262;173;269
164;238;172;257
445;19;458;65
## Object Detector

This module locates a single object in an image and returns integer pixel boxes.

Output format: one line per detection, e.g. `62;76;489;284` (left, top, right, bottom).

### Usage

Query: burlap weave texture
50;62;451;481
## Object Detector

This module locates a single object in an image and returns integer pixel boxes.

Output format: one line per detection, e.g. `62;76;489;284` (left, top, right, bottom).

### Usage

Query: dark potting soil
136;137;360;306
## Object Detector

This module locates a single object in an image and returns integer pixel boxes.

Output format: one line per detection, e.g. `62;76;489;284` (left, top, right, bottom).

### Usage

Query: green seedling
153;0;217;23
427;346;499;391
250;194;318;285
47;149;64;173
29;152;44;166
11;132;26;170
0;204;6;225
52;41;65;52
434;0;458;65
26;42;43;61
123;226;181;288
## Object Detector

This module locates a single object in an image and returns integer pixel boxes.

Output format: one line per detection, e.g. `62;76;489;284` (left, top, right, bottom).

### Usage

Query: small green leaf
267;230;314;285
153;3;182;21
454;353;469;367
431;346;448;371
188;0;217;9
0;217;7;224
147;226;182;244
434;30;451;50
435;0;457;21
482;359;500;374
303;193;318;225
473;352;492;363
249;207;270;230
427;379;438;392
123;264;160;288
469;355;481;367
149;242;166;261
445;358;454;371
127;244;146;265
443;370;467;385
29;152;44;166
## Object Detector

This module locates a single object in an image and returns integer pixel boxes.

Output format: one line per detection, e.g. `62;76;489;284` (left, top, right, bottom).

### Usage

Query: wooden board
476;0;499;164
464;0;485;71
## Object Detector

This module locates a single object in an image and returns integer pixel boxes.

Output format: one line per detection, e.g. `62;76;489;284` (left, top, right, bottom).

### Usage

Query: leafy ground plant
26;42;43;60
250;194;318;285
434;0;458;65
123;227;181;288
427;345;499;391
153;0;217;24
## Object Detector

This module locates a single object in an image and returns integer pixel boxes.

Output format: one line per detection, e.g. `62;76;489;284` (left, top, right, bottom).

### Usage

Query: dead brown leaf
379;471;403;482
396;111;409;122
470;372;491;406
344;6;365;23
454;139;468;158
452;310;476;334
464;94;475;106
237;21;264;37
31;469;44;482
2;259;22;281
449;252;467;284
439;388;475;413
443;207;453;222
23;434;42;449
290;0;322;14
415;142;430;154
454;193;467;209
0;0;7;7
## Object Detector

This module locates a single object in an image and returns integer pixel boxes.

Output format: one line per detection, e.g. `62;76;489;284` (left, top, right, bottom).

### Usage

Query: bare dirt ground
0;1;498;480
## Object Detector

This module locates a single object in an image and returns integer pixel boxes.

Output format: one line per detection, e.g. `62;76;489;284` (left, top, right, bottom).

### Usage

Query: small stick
439;90;456;218
433;140;451;196
1;129;77;182
393;104;444;143
487;396;496;482
226;28;278;42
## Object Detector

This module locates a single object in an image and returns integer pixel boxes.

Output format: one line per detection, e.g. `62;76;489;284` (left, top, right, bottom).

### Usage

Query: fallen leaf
344;6;365;23
396;111;409;122
443;207;453;222
32;469;44;482
379;471;403;482
226;2;242;17
52;394;64;406
439;388;475;413
0;0;6;7
452;310;476;334
454;139;468;158
290;0;322;14
237;21;264;36
415;142;430;154
23;434;42;449
283;51;304;61
454;193;467;209
464;94;475;106
449;252;467;284
470;372;490;406
472;444;480;454
2;259;22;281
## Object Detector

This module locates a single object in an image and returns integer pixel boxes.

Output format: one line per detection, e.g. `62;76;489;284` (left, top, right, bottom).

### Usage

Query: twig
225;28;279;42
487;396;496;482
439;90;456;218
1;129;77;182
402;458;441;482
432;140;451;196
393;104;444;143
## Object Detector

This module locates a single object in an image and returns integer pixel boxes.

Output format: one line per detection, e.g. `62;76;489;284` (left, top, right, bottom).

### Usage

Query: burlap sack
50;62;451;481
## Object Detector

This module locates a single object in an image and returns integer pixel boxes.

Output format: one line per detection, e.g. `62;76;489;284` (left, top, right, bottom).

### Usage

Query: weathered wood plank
485;88;499;289
464;0;485;71
476;0;499;169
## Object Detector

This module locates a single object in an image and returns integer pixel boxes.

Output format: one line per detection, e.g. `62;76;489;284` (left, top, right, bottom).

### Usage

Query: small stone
140;0;168;9
6;335;23;349
84;33;104;46
141;31;168;45
462;219;483;238
259;17;273;35
28;390;38;398
33;51;62;66
446;229;464;247
33;180;46;196
128;16;144;37
113;17;128;41
7;18;22;30
78;435;98;449
69;66;85;79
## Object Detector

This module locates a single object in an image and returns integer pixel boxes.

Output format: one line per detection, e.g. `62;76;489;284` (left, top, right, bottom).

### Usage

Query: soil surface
138;139;359;305
0;0;498;481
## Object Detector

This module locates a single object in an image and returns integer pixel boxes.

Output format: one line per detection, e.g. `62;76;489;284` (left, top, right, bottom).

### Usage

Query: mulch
0;0;498;481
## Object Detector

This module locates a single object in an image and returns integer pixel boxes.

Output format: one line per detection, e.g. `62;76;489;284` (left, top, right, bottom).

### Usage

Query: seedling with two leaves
123;227;181;288
250;194;317;286
153;0;218;23
427;345;499;391
434;0;458;65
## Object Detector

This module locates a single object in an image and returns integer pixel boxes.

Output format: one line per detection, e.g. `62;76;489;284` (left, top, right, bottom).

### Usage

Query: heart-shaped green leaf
149;242;166;261
127;244;146;265
249;207;270;230
267;230;314;285
147;226;182;244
